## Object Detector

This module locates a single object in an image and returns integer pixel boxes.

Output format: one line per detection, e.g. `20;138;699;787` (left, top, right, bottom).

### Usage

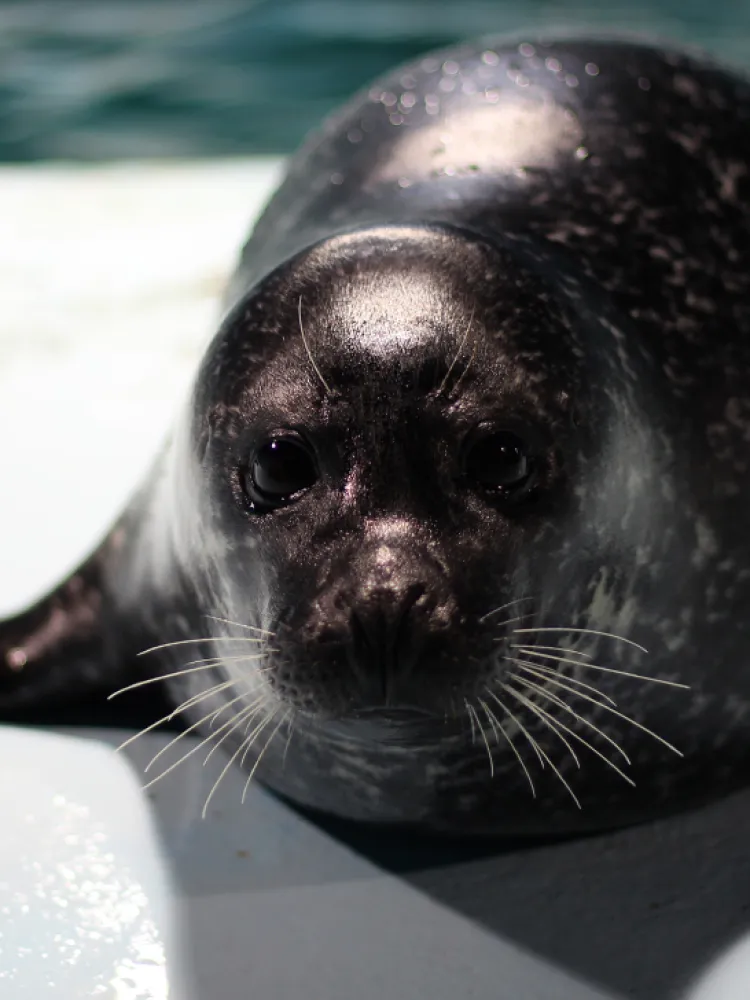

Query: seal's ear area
0;546;162;728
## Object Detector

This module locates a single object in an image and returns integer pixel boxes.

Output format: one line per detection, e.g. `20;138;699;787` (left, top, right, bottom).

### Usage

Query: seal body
3;36;750;837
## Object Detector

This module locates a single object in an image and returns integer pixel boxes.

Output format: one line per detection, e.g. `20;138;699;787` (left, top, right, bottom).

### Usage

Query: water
0;0;749;159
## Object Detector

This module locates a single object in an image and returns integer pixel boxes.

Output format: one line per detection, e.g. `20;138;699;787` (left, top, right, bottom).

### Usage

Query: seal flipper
0;542;169;728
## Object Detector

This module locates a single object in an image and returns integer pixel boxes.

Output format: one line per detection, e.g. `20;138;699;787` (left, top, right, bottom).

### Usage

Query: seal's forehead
321;266;463;359
289;226;486;359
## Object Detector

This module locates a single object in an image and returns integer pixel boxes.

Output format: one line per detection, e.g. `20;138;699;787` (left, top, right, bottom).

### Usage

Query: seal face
3;37;750;837
195;227;578;722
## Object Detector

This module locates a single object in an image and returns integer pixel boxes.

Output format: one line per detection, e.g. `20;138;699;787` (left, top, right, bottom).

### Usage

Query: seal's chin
318;703;465;746
350;705;437;723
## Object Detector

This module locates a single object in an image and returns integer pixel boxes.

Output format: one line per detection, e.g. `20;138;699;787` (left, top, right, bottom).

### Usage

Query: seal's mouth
352;705;436;721
327;703;465;745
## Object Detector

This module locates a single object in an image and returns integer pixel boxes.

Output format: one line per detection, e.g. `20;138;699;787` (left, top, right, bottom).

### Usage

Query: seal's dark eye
464;430;534;498
243;438;317;510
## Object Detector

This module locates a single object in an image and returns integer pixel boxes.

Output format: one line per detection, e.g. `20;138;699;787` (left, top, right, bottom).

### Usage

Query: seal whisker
138;637;268;656
238;706;278;775
510;675;636;787
490;613;537;630
478;598;535;624
466;701;494;777
174;681;241;724
146;692;256;771
202;706;279;819
115;679;236;750
437;305;475;395
511;644;592;660
465;697;478;745
479;696;536;797
109;663;219;699
522;672;683;756
227;701;270;752
298;294;332;395
498;684;582;809
281;714;296;770
511;666;631;762
109;664;232;699
449;338;477;397
204;615;276;637
503;682;581;768
513;627;648;654
484;688;546;770
241;709;290;804
109;654;275;699
203;702;260;764
207;688;266;733
515;647;690;690
182;656;276;671
502;655;617;706
143;692;256;780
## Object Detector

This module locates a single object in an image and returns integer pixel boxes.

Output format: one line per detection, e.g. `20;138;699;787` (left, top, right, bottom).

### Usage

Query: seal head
137;220;703;834
186;226;578;720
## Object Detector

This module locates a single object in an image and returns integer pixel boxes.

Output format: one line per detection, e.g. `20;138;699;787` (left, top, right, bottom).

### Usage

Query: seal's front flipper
0;553;167;729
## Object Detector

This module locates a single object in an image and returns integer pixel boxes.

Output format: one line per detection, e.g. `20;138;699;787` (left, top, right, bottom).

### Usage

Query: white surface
0;158;284;613
2;720;749;1000
0;727;189;999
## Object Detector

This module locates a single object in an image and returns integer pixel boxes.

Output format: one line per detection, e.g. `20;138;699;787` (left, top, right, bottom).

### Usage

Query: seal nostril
347;582;432;703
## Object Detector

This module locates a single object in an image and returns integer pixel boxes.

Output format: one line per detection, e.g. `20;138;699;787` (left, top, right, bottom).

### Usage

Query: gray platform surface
87;728;750;1000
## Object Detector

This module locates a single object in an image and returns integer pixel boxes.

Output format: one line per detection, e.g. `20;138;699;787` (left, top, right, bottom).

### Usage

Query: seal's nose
348;582;430;703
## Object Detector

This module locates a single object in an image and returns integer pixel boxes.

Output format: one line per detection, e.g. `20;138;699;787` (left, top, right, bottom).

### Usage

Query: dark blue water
1;0;749;160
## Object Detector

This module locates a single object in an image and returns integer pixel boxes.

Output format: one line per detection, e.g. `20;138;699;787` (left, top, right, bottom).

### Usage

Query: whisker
109;663;225;699
499;684;582;809
515;646;689;690
281;715;295;770
484;688;546;770
466;702;495;777
505;683;581;768
513;627;648;654
204;615;275;637
201;708;278;819
479;697;535;797
175;680;239;722
241;710;289;804
502;655;617;706
536;679;684;756
298;294;332;394
437;305;475;395
142;693;257;784
450;339;477;396
517;666;681;757
145;691;255;772
512;665;630;762
203;702;259;764
240;704;274;766
115;680;235;751
183;651;276;666
478;597;535;624
511;643;592;659
110;652;275;699
465;698;478;745
489;613;537;630
510;675;636;788
138;637;267;656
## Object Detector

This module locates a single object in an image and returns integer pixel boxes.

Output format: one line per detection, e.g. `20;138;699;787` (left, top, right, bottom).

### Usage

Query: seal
3;36;750;838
